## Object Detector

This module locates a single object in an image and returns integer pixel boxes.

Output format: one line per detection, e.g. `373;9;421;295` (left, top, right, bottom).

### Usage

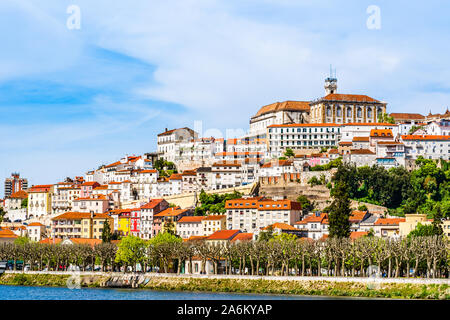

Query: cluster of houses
1;76;449;246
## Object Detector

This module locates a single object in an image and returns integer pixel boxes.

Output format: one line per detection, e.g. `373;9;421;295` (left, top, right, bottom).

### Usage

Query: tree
284;148;295;158
102;220;112;243
257;226;274;242
115;235;147;272
163;218;176;235
14;236;30;246
296;195;314;213
378;112;395;124
21;198;28;209
328;181;351;238
408;223;439;238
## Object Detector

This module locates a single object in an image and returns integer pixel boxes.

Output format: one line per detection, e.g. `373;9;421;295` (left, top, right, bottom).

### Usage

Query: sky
1;0;450;196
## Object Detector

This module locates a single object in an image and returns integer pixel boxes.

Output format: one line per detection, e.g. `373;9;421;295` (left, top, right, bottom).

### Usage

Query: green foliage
194;189;242;216
310;157;342;171
409;125;424;134
407;223;440;238
115;235;147;267
284;148;295;158
296;195;314;213
278;156;287;160
0;208;5;223
307;176;321;187
378;112;395;124
102;220;112;243
272;233;297;242
21;198;28;209
331;160;450;218
14;236;30;245
257;225;274;242
358;204;368;211
328;181;351;238
148;232;182;245
154;159;178;177
162;218;176;235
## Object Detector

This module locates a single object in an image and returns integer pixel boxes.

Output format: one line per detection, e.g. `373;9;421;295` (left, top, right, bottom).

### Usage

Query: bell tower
324;65;337;95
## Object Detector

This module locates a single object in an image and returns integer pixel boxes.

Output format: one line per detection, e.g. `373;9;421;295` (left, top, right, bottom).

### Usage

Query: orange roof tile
255;101;310;117
9;190;28;199
206;230;241;241
203;215;226;221
231;233;254;242
374;218;405;226
177;216;205;223
401;135;450;141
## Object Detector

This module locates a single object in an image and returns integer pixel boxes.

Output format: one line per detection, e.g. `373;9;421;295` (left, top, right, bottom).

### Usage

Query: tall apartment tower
4;173;28;197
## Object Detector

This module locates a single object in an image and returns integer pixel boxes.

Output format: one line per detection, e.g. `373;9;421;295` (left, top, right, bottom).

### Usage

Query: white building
157;127;197;163
176;216;205;239
225;197;303;233
401;135;450;160
267;123;341;158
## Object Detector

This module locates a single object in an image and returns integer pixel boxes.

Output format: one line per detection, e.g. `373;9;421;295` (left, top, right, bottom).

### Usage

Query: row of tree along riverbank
0;272;448;299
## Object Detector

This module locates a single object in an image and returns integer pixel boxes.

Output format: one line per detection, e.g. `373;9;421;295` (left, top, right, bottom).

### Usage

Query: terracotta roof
182;170;197;176
169;173;183;180
317;93;380;103
339;141;353;146
9;190;28;199
108;209;132;215
374;218;405;226
342;123;396;127
370;129;393;137
27;222;45;227
52;212;111;220
225;197;301;211
68;238;102;246
81;182;100;187
185;235;208;242
350;231;368;239
390;113;425;120
203;215;226;221
231;233;254;242
401;135;450;141
39;238;62;244
328;148;340;154
177;216;205;223
206;229;241;241
295;213;328;225
352;136;370;142
261;160;293;168
157;127;194;137
254;101;310;117
28;185;53;193
263;223;297;231
376;141;404;145
154;207;188;217
350;211;368;223
140;199;165;209
350;149;376;155
94;186;108;190
139;169;157;174
0;229;18;238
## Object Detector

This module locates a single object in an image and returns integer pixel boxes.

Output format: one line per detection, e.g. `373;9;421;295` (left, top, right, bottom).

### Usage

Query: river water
0;285;346;300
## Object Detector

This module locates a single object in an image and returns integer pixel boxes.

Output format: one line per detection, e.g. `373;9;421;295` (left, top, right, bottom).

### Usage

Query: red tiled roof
352;136;370;142
255;101;310;117
206;230;241;241
154;207;188;217
52;212;111;220
261;160;293;168
350;231;368;239
177;216;205;223
231;233;253;242
263;223;297;231
203;215;226;221
318;93;380;103
140;199;165;209
374;218;405;226
401;135;450;141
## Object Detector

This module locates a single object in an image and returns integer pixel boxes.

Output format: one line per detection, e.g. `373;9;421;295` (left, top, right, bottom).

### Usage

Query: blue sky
1;0;450;196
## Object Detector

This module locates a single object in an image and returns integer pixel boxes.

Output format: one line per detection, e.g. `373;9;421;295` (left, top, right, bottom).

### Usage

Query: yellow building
51;212;114;240
27;185;53;218
116;209;132;236
202;215;227;236
399;214;431;238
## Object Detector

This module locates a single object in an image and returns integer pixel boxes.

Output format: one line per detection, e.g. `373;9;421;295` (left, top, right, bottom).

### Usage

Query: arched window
336;106;342;117
326;106;332;117
357;107;362;118
367;107;373;118
347;107;352;117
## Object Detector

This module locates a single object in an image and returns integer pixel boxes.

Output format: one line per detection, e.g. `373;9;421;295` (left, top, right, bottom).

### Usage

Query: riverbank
0;272;448;300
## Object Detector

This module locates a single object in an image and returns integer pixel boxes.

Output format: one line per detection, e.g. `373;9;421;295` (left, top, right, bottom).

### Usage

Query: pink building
80;181;100;198
72;194;109;213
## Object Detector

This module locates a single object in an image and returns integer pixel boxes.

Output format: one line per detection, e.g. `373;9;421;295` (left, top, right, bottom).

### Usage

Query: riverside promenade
4;270;449;285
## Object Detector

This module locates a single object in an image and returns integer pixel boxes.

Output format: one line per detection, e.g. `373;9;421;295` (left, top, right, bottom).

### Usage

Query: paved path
5;270;449;285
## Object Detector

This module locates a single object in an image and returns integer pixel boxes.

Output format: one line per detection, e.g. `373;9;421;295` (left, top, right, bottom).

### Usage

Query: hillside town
1;76;449;249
